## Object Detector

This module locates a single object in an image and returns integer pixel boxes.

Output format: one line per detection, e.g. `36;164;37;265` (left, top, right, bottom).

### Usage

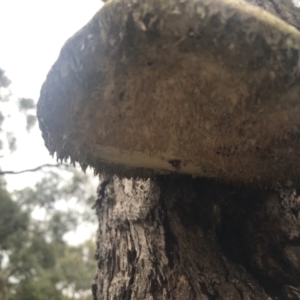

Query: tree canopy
0;68;97;300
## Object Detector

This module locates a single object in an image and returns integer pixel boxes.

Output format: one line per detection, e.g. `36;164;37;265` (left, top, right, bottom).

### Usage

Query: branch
0;164;71;175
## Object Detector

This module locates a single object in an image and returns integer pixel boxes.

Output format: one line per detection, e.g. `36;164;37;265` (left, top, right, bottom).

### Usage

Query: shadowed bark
91;1;300;299
93;176;300;299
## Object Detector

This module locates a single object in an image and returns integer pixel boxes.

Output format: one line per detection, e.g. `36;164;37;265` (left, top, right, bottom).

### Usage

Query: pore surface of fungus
38;0;300;186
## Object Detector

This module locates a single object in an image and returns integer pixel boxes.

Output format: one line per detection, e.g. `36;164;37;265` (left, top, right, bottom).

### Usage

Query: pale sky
0;0;101;190
0;0;102;244
293;0;300;7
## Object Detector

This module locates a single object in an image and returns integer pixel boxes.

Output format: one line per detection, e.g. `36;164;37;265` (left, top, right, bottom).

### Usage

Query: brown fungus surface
38;0;300;187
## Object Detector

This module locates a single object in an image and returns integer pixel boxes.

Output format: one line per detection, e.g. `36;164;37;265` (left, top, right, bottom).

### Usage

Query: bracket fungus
38;0;300;186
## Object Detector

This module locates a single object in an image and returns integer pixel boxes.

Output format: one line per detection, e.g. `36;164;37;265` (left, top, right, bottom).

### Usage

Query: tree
0;69;36;154
0;169;97;300
0;70;98;299
37;0;300;299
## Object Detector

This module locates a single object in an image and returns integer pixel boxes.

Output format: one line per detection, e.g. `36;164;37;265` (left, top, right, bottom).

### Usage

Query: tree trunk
92;1;300;299
93;176;300;299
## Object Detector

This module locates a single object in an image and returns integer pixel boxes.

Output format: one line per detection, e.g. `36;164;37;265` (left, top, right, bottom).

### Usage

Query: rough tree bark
93;176;300;299
90;1;300;299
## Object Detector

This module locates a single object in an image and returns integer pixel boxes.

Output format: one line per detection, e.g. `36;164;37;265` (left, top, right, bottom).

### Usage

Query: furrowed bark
93;176;300;299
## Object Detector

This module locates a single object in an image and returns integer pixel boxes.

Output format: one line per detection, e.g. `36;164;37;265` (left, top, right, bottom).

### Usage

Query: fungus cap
38;0;300;186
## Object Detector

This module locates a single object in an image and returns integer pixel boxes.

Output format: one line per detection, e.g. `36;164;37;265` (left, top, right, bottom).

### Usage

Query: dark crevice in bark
215;185;300;299
92;282;98;300
158;178;179;271
199;282;216;300
124;242;135;300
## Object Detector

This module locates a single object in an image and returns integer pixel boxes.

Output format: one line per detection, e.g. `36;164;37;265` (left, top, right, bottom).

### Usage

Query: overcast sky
0;0;101;190
0;0;102;244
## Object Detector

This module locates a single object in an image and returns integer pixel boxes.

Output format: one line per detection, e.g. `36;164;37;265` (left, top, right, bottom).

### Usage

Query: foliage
0;69;15;155
0;69;98;299
18;98;36;132
0;69;36;158
0;69;11;102
0;170;97;300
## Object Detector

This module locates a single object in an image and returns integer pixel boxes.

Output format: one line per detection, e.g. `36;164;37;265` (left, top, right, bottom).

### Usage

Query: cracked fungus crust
38;0;300;187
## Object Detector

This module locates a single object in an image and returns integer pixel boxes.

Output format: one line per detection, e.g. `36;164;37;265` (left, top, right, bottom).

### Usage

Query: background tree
0;69;98;300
